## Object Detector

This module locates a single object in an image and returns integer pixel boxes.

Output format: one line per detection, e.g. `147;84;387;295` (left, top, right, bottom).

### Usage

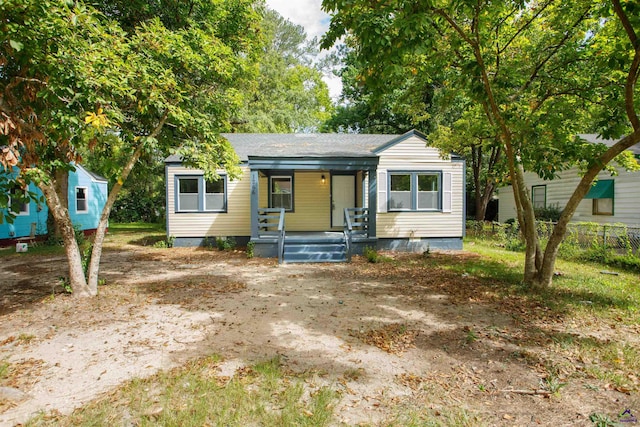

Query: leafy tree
235;9;333;133
1;0;261;296
322;0;640;287
429;103;506;221
325;37;503;220
320;43;424;134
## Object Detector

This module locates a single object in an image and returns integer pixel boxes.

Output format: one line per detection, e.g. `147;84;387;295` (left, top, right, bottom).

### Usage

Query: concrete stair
282;238;347;263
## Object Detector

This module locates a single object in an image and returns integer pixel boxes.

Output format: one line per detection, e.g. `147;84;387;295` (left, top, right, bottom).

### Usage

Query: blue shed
0;164;108;246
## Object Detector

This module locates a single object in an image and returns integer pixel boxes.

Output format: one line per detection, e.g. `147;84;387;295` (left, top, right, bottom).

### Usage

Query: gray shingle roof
578;134;640;156
165;132;414;163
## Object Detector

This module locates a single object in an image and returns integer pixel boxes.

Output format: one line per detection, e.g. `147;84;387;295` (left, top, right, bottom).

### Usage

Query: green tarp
585;179;614;199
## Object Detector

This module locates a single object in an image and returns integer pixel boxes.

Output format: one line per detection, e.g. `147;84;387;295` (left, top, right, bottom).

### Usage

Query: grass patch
463;238;640;322
105;222;166;247
25;355;339;426
384;404;483;426
0;243;64;258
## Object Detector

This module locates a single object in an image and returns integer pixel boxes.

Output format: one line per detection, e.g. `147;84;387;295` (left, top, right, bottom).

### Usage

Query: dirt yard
0;235;638;426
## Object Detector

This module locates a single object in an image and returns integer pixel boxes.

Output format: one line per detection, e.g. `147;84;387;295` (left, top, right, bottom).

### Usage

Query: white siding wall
498;168;640;227
376;136;465;238
166;165;251;237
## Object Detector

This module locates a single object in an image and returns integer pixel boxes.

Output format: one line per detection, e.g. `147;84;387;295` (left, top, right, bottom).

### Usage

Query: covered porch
248;156;379;263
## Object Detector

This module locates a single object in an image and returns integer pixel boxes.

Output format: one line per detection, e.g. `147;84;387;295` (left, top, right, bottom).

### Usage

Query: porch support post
250;169;259;238
368;167;377;238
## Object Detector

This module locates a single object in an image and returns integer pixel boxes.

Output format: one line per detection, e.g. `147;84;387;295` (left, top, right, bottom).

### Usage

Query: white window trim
75;186;89;214
270;175;294;211
387;171;442;212
8;191;30;216
175;175;227;213
531;185;546;209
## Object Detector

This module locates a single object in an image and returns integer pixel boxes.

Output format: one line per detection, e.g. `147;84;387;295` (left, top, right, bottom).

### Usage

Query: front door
332;175;355;227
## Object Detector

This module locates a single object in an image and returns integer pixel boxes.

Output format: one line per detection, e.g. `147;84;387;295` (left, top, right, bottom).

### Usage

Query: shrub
153;235;175;249
216;237;236;251
363;246;379;263
534;204;562;222
246;241;255;258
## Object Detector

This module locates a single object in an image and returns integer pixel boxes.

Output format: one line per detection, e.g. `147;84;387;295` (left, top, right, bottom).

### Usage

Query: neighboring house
498;134;640;227
165;130;466;262
0;164;108;246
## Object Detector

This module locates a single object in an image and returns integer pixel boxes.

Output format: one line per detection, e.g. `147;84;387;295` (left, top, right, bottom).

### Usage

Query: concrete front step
283;242;347;263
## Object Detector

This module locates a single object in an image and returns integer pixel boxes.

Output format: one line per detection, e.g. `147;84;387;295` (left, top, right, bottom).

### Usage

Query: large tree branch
521;6;592;94
498;0;554;55
612;0;640;130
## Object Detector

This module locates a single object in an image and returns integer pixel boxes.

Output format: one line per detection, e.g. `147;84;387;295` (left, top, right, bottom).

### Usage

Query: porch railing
344;207;369;262
257;208;286;264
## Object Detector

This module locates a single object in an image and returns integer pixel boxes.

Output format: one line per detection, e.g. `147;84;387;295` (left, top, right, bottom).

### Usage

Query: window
176;176;227;213
9;187;29;215
388;172;441;211
586;179;614;216
389;174;411;210
205;180;225;211
531;185;546;209
76;187;88;213
593;198;613;215
417;174;439;210
270;176;293;211
178;178;199;211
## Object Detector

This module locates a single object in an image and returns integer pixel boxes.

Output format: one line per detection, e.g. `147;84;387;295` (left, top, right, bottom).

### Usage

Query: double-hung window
76;187;88;214
270;176;293;211
176;175;227;213
178;178;199;211
389;174;412;210
531;185;546;209
389;172;441;211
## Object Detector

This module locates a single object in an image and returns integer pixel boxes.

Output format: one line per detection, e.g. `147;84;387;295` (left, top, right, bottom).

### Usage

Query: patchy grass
5;226;639;425
105;222;166;248
462;238;640;322
0;222;165;258
25;355;339;427
0;242;64;258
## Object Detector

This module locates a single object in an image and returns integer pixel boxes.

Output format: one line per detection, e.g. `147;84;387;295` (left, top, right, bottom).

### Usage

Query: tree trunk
39;177;92;297
46;169;69;241
475;194;487;221
86;111;168;293
86;144;145;293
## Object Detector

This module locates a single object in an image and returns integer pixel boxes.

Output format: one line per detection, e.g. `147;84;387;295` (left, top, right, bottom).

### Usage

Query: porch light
321;174;326;184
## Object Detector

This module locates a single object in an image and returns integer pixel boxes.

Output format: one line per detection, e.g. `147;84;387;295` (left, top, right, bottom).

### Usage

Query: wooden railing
257;208;286;264
344;207;369;262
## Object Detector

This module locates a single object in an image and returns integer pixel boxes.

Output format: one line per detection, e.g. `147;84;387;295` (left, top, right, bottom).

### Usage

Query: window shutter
377;170;387;213
442;172;452;213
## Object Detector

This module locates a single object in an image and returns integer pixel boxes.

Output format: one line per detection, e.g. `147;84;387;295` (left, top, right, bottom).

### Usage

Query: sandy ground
0;239;638;426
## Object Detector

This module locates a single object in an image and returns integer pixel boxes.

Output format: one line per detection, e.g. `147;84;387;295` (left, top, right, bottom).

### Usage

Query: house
0;164;108;246
165;130;466;262
498;134;640;227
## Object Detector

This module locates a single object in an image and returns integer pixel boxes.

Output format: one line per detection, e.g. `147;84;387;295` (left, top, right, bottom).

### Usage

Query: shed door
332;175;355;227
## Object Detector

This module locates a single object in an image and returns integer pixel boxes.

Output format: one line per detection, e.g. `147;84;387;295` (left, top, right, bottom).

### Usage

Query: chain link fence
467;220;640;256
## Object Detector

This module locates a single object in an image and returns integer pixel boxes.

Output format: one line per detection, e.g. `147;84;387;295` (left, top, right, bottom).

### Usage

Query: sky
264;0;342;100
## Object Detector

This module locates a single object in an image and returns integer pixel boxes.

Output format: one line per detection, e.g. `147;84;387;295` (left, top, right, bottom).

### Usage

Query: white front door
332;175;356;227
